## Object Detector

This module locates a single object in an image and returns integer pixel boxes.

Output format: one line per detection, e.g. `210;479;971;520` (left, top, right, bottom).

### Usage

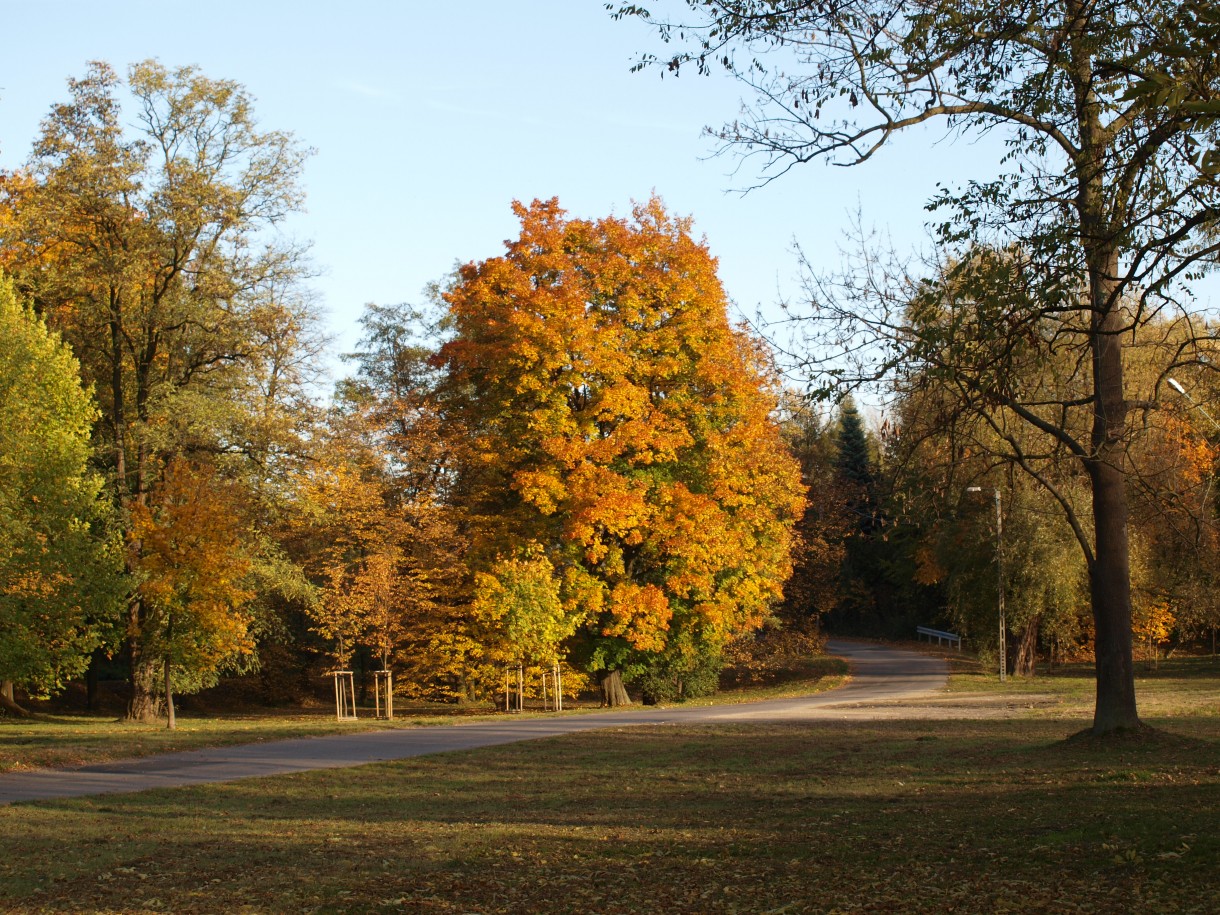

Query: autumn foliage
129;460;258;692
439;198;805;701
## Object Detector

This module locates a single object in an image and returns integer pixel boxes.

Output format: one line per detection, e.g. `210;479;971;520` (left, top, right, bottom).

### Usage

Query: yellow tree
330;302;488;700
294;399;477;701
440;198;806;704
298;443;398;671
471;552;583;704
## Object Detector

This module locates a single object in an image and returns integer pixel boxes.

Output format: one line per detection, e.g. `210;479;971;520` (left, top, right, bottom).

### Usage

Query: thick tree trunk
1014;617;1039;677
1089;456;1139;732
599;669;631;707
0;681;30;717
125;615;160;723
111;307;161;725
1086;247;1141;734
1070;22;1141;733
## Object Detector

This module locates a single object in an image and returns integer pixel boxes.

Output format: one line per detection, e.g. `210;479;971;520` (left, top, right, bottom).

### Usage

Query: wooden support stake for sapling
332;671;357;721
374;670;393;720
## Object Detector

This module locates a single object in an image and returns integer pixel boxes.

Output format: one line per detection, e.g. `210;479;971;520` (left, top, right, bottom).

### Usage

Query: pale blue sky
1;1;1007;375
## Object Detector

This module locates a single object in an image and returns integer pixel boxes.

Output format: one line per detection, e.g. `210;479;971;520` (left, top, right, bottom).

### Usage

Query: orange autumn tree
338;302;483;700
129;459;257;729
439;197;806;705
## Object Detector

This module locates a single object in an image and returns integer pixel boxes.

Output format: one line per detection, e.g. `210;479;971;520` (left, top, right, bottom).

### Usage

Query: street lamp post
968;486;1006;682
1167;377;1220;432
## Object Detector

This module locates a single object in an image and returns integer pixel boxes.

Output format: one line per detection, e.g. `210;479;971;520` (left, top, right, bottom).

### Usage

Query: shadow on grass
6;717;1218;913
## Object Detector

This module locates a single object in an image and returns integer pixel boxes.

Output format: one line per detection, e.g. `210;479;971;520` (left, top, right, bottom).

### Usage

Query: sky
0;1;1021;383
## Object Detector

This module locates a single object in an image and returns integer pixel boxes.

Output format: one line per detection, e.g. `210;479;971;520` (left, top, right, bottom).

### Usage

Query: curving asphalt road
0;639;946;805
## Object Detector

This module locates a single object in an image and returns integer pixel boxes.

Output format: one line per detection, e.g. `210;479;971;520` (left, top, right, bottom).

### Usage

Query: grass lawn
3;650;1217;913
0;656;850;773
3;716;1217;913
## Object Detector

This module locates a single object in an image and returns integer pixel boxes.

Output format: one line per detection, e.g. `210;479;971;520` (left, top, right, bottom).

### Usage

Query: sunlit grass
0;712;421;773
935;644;1220;721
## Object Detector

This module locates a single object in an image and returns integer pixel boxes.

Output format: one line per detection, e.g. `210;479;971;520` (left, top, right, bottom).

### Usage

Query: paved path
0;639;946;805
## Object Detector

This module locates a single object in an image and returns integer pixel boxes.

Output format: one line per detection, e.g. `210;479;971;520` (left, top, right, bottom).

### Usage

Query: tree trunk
126;622;160;723
1085;246;1141;733
86;650;101;711
599;669;631;707
1014;617;1039;677
164;658;176;730
1089;457;1139;733
0;681;30;717
1071;22;1141;733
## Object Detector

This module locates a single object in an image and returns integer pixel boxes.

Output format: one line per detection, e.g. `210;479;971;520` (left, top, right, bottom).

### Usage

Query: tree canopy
439;197;806;704
0;60;317;720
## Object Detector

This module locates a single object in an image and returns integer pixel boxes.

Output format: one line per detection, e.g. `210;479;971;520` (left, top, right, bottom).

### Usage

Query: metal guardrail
916;626;962;649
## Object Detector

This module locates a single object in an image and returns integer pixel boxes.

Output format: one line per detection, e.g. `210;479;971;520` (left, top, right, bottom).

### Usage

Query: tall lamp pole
968;486;1006;681
1168;377;1220;432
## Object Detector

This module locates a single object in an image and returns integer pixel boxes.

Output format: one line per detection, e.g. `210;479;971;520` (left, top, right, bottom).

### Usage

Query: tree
943;479;1090;675
0;61;313;721
298;437;403;673
829;397;888;628
292;381;477;702
472;553;580;669
129;459;258;729
774;397;846;622
0;275;120;712
615;0;1220;733
314;303;481;701
438;197;805;705
835;399;875;501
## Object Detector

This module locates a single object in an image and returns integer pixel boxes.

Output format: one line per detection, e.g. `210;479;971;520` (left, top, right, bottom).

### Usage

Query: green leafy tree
0;275;120;712
472;553;580;668
943;480;1090;675
616;1;1220;732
